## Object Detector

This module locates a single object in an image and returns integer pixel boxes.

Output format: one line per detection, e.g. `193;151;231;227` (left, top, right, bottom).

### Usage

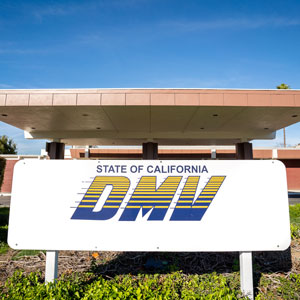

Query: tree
0;135;17;154
277;83;290;89
276;83;291;148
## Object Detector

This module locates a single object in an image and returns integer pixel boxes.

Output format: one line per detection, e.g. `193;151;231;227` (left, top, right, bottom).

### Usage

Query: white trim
0;154;46;160
272;149;278;159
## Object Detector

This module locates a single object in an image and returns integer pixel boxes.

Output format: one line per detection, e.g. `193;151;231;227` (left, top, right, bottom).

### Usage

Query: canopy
1;88;300;145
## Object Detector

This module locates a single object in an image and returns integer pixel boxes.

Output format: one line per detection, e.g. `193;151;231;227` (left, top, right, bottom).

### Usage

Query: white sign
8;160;290;252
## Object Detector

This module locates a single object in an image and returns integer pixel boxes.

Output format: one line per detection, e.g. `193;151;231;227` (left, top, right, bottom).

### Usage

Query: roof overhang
1;88;300;146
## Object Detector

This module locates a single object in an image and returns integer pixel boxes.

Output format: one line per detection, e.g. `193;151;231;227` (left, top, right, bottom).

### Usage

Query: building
1;88;300;193
1;145;300;193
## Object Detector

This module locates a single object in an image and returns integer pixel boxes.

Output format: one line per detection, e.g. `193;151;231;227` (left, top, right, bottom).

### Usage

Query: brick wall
286;168;300;190
0;159;18;194
280;160;300;191
2;149;300;193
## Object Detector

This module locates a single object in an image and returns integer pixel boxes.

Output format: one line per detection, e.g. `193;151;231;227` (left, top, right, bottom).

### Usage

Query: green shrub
291;223;300;240
276;273;300;299
256;273;300;299
290;204;300;226
290;204;300;240
2;268;300;299
1;271;248;300
3;271;84;300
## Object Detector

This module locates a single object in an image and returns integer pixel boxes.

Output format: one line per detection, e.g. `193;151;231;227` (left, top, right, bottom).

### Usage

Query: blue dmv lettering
119;176;182;221
71;175;225;221
71;176;130;220
170;176;225;221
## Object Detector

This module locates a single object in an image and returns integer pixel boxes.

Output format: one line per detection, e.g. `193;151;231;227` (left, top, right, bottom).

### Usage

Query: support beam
235;142;253;159
142;142;158;159
46;142;65;159
45;141;65;283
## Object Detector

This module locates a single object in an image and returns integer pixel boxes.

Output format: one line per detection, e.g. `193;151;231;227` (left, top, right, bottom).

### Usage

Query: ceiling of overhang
1;105;300;145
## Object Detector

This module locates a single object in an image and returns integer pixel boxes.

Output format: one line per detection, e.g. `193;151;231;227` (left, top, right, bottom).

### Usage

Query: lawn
290;204;300;239
290;204;300;225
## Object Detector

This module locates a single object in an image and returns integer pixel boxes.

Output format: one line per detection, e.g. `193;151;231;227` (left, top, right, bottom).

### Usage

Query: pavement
0;195;11;207
288;192;300;205
1;193;300;207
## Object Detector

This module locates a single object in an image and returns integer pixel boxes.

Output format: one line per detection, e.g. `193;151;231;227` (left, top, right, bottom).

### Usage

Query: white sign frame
8;159;290;252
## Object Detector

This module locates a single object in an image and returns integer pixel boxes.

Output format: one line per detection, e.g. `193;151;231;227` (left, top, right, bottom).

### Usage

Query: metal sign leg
45;250;58;283
44;141;64;284
239;251;254;300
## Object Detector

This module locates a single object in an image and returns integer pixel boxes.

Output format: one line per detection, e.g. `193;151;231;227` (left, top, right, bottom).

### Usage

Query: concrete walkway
0;195;11;207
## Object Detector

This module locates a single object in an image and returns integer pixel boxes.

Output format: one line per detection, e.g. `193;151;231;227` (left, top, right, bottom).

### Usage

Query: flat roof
1;88;300;145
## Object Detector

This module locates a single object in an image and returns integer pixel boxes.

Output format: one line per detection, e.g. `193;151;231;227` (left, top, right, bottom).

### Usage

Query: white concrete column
211;149;216;159
84;145;90;158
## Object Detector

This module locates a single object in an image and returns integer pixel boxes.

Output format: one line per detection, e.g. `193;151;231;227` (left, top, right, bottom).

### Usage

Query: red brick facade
2;148;300;193
1;159;18;194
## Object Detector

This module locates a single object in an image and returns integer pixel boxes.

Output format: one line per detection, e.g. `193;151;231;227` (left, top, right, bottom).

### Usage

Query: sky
0;0;300;154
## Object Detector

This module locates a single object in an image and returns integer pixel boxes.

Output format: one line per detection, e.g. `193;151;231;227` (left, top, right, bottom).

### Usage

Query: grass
12;250;45;260
289;204;300;239
290;203;300;225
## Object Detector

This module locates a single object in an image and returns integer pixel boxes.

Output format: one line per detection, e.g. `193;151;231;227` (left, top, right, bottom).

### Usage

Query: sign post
44;141;65;283
8;160;290;297
236;141;254;299
45;251;58;284
240;252;253;299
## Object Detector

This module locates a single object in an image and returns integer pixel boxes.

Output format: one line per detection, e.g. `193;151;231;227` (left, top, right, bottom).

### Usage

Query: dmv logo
71;176;225;221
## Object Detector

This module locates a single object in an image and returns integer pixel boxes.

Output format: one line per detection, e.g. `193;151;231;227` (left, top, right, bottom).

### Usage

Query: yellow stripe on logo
81;200;98;203
129;200;171;203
